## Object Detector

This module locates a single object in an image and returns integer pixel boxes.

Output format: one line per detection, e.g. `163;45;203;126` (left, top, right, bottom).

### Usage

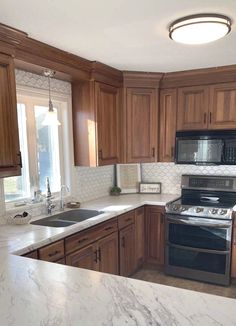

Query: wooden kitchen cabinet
146;206;165;265
125;87;158;163
38;240;65;262
177;85;209;131
72;63;122;167
159;89;177;162
97;232;119;275
134;206;145;269
119;223;135;276
95;82;121;165
66;244;98;271
0;53;21;177
209;83;236;130
23;250;38;259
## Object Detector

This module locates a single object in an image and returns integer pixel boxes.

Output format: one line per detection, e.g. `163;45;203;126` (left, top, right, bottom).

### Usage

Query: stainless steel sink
30;209;104;227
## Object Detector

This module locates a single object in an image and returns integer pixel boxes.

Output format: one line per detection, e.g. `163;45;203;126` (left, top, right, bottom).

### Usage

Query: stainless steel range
165;175;236;286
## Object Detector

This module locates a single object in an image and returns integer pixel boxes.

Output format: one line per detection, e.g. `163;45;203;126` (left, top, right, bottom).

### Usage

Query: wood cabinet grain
119;223;135;276
38;240;65;262
177;86;209;131
66;244;98;271
0;53;21;177
125;87;158;163
146;206;165;265
98;232;119;275
134;206;145;269
159;89;177;162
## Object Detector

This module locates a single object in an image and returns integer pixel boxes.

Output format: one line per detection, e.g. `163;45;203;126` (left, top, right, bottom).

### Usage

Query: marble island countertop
0;193;236;326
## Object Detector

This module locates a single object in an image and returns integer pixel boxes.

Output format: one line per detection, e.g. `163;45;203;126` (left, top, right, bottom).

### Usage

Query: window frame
4;84;73;206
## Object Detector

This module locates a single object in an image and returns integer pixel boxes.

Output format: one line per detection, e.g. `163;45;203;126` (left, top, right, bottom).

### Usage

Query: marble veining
0;194;236;325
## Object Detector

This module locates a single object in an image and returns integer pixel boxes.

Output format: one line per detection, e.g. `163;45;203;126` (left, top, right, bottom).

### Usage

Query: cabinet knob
209;112;212;124
152;147;155;158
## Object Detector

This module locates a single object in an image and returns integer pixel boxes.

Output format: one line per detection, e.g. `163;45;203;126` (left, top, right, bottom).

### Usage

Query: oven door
165;214;232;285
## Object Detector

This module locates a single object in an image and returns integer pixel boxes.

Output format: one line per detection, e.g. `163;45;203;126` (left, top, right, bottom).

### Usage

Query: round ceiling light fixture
169;14;231;45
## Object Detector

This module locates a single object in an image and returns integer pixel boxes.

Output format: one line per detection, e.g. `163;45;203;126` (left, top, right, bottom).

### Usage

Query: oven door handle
166;216;232;228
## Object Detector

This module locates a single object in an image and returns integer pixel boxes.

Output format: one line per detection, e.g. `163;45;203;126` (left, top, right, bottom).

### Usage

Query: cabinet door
96;82;120;165
0;53;21;177
134;207;145;269
66;244;98;271
209;83;236;129
159;89;177;162
98;232;119;275
126;88;157;163
146;206;165;265
119;224;135;276
177;86;209;131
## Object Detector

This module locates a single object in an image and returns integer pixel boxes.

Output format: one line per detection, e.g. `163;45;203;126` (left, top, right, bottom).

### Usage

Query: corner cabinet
0;53;21;177
159;88;177;162
122;72;162;163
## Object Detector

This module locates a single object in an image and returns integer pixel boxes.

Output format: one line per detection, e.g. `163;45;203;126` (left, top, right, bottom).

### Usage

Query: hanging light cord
48;74;54;112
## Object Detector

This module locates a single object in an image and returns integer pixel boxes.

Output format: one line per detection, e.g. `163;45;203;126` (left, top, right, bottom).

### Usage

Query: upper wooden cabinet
0;53;21;177
95;82;120;165
177;82;236;131
126;87;157;163
177;86;209;131
209;83;236;129
123;72;162;163
72;80;121;167
159;89;177;162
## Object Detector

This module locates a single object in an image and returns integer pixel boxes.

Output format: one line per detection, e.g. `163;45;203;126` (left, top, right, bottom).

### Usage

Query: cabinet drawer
39;240;65;262
23;250;38;259
65;219;118;255
118;211;135;229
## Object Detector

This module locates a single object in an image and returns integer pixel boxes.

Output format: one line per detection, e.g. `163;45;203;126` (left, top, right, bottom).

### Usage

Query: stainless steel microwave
175;130;236;165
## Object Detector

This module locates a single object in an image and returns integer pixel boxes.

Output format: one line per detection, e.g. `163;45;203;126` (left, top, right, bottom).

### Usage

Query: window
4;89;70;202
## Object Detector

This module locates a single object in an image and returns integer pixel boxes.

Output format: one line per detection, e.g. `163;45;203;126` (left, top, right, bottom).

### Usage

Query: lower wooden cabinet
98;232;119;275
146;206;165;265
66;232;119;275
66;244;98;271
119;224;135;276
134;207;145;269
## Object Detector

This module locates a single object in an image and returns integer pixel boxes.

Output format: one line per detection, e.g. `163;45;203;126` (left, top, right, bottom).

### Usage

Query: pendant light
169;14;231;45
42;69;61;126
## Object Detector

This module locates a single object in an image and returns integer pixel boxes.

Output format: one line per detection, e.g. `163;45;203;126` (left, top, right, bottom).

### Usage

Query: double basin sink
31;209;104;228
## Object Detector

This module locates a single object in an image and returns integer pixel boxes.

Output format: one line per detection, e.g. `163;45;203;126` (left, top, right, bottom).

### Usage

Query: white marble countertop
1;193;236;326
0;193;179;255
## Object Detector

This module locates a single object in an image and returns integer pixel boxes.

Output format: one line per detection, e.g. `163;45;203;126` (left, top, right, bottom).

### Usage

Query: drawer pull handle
98;248;101;261
78;237;88;244
49;250;60;257
104;226;113;231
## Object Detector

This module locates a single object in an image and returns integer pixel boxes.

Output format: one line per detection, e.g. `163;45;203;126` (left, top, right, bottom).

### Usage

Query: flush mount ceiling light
169;14;231;45
42;69;61;126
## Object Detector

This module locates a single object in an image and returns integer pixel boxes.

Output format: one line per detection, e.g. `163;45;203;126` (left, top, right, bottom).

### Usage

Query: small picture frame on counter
139;182;162;194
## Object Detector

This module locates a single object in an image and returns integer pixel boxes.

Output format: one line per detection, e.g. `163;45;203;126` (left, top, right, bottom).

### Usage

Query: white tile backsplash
141;163;236;194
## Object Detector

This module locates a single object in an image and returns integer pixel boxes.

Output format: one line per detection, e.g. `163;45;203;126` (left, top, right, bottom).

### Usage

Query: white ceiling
1;0;236;72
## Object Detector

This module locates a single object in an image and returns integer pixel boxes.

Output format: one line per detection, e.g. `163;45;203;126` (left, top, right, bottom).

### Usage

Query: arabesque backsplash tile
141;163;236;194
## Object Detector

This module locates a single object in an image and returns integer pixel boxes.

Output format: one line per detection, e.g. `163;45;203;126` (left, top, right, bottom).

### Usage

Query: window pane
4;104;30;201
34;106;61;193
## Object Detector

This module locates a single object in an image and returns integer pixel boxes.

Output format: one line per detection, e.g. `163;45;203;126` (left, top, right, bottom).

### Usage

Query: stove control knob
211;208;218;215
219;209;227;215
180;207;187;212
173;205;178;211
196;207;204;213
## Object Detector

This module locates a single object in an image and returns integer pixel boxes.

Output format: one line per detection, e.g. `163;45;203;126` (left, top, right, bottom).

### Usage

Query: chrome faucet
60;185;69;211
46;177;55;215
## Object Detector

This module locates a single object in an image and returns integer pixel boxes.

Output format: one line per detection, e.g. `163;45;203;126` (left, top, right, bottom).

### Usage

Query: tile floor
132;266;236;299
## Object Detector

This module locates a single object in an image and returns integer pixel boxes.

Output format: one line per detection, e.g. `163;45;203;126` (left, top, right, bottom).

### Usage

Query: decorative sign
116;164;141;194
139;182;162;194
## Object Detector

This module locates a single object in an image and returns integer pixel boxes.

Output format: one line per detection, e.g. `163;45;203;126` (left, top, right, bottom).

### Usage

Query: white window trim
5;84;74;210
